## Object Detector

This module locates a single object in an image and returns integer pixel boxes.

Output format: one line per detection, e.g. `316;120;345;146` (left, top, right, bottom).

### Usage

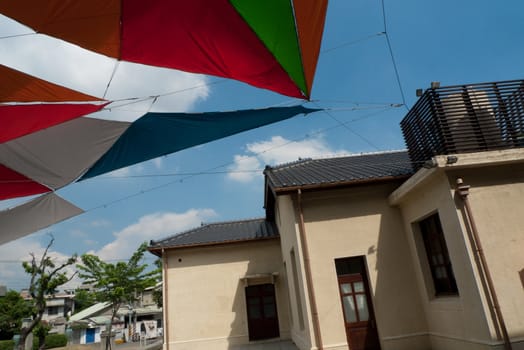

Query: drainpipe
296;189;323;350
456;178;512;350
162;249;170;350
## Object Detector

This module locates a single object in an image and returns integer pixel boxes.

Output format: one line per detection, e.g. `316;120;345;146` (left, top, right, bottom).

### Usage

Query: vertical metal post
456;178;512;350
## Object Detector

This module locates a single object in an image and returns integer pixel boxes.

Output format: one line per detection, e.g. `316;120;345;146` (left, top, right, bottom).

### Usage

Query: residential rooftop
264;150;414;192
148;218;278;254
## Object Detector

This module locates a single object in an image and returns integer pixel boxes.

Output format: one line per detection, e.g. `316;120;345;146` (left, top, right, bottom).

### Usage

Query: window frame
419;213;459;296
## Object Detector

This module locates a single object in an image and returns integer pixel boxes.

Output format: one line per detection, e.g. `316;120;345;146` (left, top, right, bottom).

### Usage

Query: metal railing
401;79;524;169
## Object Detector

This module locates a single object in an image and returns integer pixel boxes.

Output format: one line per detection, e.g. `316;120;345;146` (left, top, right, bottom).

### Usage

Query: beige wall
392;159;524;350
162;239;290;350
393;171;494;350
276;194;315;350
277;183;429;350
447;164;524;347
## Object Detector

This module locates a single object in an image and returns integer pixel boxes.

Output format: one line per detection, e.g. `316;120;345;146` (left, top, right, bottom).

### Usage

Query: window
419;213;458;296
47;306;60;315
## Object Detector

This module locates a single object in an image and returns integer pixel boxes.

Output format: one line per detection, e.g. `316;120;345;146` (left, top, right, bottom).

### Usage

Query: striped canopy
0;0;328;99
0;1;327;243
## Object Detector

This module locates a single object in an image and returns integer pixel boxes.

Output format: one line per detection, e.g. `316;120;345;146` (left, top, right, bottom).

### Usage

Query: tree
0;290;32;340
77;242;158;350
73;289;96;313
151;258;163;308
19;237;77;350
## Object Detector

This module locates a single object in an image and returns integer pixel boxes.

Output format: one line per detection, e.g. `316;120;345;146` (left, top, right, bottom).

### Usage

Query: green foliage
73;289;96;313
77;242;159;350
152;258;163;308
77;242;159;308
32;334;67;350
0;291;31;340
0;340;14;350
152;289;162;308
32;322;51;348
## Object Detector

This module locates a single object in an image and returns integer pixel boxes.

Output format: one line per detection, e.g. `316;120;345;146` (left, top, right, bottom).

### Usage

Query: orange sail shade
0;64;103;103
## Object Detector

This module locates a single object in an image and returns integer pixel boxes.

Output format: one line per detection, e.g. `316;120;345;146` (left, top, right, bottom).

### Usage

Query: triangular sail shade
0;164;50;200
81;105;319;180
0;118;131;191
0;193;84;245
0;0;327;99
0;103;108;143
0;105;318;201
0;64;104;103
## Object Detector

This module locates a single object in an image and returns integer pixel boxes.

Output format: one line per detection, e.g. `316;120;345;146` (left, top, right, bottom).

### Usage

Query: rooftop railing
401;79;524;169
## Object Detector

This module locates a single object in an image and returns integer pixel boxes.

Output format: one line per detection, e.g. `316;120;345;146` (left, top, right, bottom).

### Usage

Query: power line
380;0;410;111
76;105;399;213
313;102;381;151
0;32;36;40
321;32;385;54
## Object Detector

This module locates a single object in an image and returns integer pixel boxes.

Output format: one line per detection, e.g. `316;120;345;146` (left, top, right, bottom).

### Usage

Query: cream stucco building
148;80;524;350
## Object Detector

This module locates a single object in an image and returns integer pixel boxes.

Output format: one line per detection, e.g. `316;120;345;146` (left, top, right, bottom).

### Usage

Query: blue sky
1;0;523;290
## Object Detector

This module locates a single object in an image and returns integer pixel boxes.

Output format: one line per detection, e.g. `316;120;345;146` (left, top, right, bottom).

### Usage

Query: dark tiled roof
149;218;278;252
264;150;414;191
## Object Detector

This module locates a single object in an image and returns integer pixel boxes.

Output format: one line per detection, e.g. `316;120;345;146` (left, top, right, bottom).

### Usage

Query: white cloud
0;15;210;122
228;155;262;183
92;209;218;261
228;135;349;183
103;157;163;178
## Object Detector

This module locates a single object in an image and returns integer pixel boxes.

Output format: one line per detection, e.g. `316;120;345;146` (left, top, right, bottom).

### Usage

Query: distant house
17;289;75;334
149;80;524;350
68;302;117;344
68;297;162;345
41;291;75;334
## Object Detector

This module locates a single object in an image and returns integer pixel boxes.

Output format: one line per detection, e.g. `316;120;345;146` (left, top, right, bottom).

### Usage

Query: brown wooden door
245;283;280;340
337;266;380;350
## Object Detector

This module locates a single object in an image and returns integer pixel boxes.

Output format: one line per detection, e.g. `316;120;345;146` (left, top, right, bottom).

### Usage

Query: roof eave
270;174;412;195
148;235;280;255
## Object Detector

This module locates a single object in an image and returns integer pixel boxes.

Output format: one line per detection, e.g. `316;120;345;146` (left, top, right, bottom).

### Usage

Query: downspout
162;249;170;350
296;189;323;350
456;178;512;350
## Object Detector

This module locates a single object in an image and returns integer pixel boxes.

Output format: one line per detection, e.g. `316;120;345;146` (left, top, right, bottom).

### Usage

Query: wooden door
336;258;380;350
245;283;280;340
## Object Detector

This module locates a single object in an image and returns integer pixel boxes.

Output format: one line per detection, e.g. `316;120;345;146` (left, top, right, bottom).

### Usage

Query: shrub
0;340;14;350
44;334;67;349
32;334;68;350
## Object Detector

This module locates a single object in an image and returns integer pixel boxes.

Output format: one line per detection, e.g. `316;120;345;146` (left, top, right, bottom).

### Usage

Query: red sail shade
0;0;327;99
0;103;108;143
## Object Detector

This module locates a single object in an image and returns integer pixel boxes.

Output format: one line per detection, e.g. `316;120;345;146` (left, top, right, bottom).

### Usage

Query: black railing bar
418;79;524;92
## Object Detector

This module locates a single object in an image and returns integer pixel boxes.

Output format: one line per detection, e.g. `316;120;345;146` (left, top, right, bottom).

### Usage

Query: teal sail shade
80;105;319;180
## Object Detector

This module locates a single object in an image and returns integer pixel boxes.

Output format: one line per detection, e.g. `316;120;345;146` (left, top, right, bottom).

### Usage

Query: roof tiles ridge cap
201;217;267;226
164;234;279;249
150;217;270;246
266;158;313;171
151;223;210;245
266;149;409;171
310;149;409;161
